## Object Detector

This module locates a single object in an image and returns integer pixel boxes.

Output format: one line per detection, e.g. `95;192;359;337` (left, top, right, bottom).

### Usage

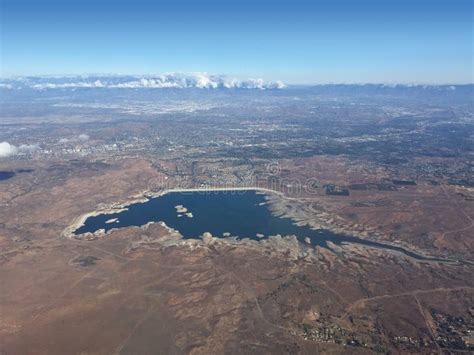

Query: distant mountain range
0;74;472;95
0;73;286;90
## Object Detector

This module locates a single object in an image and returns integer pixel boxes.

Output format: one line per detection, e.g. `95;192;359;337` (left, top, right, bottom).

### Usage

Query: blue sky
1;0;472;84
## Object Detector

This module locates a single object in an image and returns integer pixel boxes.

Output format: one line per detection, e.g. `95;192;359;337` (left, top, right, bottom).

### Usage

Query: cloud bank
0;142;18;157
0;142;39;158
1;73;286;90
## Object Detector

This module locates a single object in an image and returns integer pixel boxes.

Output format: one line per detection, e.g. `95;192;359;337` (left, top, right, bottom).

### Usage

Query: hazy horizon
1;72;473;87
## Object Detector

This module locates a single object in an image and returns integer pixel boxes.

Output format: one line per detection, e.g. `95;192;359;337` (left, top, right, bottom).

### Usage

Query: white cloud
0;142;40;158
59;134;89;143
0;142;18;157
143;73;284;89
19;144;40;152
31;80;105;90
11;73;287;90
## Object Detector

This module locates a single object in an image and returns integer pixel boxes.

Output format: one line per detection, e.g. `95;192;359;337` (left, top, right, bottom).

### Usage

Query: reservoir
0;171;15;181
75;189;428;260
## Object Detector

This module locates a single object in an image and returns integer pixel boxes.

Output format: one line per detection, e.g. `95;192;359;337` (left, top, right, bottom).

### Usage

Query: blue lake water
0;169;33;181
75;189;430;260
0;171;16;181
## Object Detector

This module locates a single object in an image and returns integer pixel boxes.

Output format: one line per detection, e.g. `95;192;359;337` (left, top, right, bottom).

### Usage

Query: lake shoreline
63;187;455;263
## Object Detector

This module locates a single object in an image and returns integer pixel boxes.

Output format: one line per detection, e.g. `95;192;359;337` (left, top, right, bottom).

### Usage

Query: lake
0;171;16;181
75;189;429;260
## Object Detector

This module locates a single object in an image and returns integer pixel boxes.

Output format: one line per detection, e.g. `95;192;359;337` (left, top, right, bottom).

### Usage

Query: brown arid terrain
1;156;473;354
264;156;474;260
